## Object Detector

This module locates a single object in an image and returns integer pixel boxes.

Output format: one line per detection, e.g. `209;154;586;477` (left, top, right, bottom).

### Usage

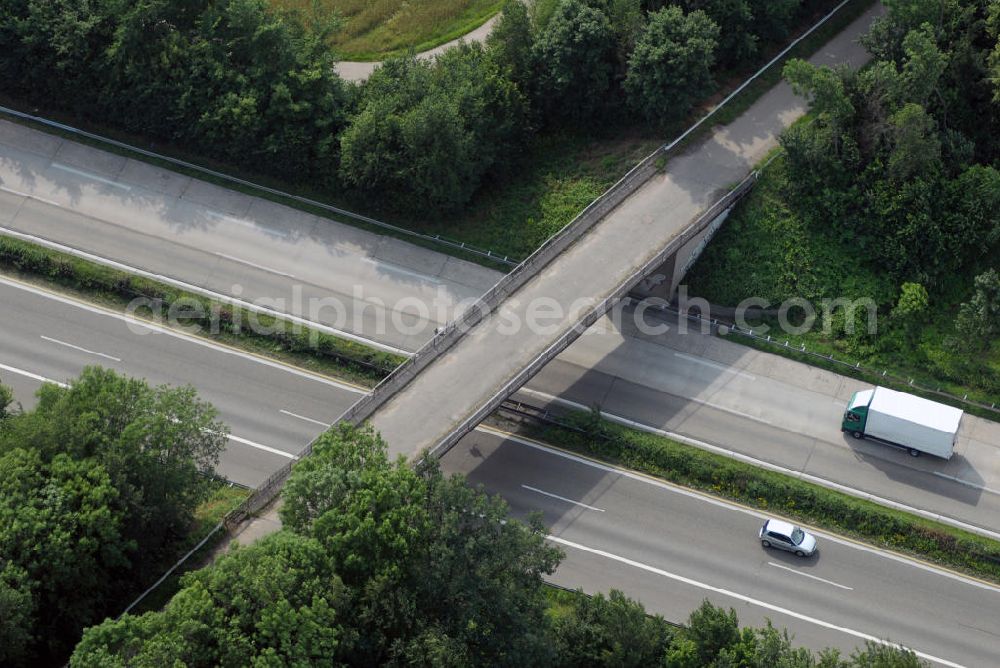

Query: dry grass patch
272;0;502;60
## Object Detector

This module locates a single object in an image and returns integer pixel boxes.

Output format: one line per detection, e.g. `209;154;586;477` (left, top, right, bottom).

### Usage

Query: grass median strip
516;408;1000;585
10;233;998;587
0;235;404;385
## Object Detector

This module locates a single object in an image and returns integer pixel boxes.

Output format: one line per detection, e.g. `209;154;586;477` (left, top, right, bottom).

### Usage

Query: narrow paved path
333;14;500;82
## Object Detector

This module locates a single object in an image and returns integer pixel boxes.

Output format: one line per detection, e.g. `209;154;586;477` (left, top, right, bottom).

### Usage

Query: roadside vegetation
520;408;1000;584
0;236;403;385
0;0;868;262
272;0;503;60
0;368;231;666
687;0;1000;406
69;424;924;667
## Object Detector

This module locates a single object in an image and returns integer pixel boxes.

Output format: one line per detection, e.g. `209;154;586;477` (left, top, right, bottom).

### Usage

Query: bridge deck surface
370;5;882;459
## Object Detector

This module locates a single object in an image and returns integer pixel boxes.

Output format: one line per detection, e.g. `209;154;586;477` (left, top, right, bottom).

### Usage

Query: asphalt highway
0;276;362;486
3;276;999;664
3;274;999;538
0;124;500;354
518;308;1000;538
443;427;1000;667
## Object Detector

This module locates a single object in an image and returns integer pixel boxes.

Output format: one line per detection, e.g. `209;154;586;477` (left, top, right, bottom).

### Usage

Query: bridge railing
427;171;760;457
224;0;861;528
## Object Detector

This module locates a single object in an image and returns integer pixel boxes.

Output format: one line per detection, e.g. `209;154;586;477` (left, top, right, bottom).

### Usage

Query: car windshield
791;528;805;545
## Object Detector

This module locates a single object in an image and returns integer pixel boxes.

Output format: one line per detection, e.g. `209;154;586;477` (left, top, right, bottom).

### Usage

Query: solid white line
521;484;605;512
0;276;369;394
674;352;756;380
476;425;1000;595
686;395;772;424
40;334;122;362
549;536;964;668
226;433;298;460
52;163;131;191
519;386;771;427
0;227;411;355
0;362;298;460
362;257;442;284
766;562;853;590
214;252;296;278
0;185;62;207
932;472;1000;497
509;389;1000;547
0;362;69;388
279;409;331;427
206;211;290;239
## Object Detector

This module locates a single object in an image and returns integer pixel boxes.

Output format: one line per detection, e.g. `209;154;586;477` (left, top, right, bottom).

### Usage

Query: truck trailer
841;386;963;459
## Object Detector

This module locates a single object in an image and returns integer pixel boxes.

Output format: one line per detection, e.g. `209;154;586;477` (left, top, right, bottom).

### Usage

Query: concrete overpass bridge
346;162;758;461
226;2;881;525
338;0;882;457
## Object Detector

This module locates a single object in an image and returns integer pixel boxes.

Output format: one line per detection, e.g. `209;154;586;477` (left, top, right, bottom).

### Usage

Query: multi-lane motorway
0;276;362;485
0;119;497;354
1;275;996;666
449;429;1000;667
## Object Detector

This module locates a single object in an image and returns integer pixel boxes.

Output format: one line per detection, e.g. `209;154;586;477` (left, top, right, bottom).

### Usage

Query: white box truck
841;386;963;459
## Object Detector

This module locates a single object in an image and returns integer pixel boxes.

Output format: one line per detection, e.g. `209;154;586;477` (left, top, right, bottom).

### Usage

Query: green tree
3;0;350;185
898;25;948;107
624;6;720;123
0;449;131;664
488;0;538;91
849;640;925;667
944;165;1000;250
748;0;799;43
71;531;346;667
339;61;475;212
715;622;816;667
534;0;617;125
434;43;531;176
671;600;741;665
607;0;647;68
1;367;228;564
550;589;674;667
680;0;756;68
0;562;34;666
283;423;562;665
990;1;1000;100
784;60;856;133
341;47;528;212
887;103;941;182
890;282;930;344
953;268;1000;351
0;381;13;419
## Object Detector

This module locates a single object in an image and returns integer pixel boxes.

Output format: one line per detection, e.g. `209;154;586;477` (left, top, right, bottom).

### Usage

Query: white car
759;518;817;557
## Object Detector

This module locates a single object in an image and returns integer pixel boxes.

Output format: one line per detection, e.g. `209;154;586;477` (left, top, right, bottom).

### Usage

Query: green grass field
272;0;502;60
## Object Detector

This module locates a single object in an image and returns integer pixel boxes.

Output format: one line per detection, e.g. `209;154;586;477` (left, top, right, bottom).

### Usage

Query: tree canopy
625;6;720;122
72;424;929;668
0;0;852;215
781;4;1000;286
0;367;227;665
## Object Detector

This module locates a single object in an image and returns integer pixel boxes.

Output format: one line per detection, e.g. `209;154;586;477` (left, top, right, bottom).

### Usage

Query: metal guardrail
222;0;864;529
0;105;518;267
653;304;1000;416
658;0;854;155
224;150;668;526
426;172;759;459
